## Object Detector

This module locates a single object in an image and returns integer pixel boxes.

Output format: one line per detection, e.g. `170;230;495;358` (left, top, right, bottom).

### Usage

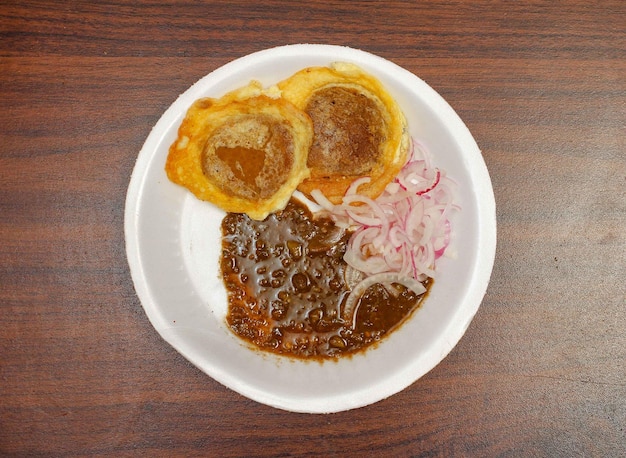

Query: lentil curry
221;198;431;360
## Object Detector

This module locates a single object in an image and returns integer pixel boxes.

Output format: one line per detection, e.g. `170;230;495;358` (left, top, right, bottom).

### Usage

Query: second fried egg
278;62;409;204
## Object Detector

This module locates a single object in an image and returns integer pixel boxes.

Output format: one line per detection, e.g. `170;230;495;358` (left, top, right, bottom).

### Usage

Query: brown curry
221;198;431;359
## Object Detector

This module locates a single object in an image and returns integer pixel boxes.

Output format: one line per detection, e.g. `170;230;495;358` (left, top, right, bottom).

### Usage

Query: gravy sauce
221;198;430;359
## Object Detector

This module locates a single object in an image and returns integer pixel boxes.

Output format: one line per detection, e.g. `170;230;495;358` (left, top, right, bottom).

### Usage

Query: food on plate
165;81;313;220
312;140;457;283
221;198;431;359
221;139;456;359
278;62;409;204
165;63;458;360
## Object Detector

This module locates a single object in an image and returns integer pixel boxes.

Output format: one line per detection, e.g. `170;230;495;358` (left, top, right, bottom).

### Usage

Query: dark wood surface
1;1;625;456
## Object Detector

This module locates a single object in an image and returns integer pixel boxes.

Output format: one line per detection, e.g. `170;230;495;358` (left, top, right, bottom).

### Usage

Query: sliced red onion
310;189;335;211
343;265;365;290
312;138;458;283
346;176;371;195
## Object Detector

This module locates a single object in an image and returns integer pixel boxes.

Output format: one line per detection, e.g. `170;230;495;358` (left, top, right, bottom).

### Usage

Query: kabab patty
278;62;409;204
166;63;409;216
165;81;313;220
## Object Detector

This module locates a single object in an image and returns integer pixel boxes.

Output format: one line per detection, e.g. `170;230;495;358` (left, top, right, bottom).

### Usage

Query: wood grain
1;1;625;456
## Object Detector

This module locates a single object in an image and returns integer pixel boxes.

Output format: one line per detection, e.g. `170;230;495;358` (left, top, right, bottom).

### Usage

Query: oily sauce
221;198;430;359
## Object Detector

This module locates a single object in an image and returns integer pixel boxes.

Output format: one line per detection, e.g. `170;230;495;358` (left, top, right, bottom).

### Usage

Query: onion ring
342;273;427;328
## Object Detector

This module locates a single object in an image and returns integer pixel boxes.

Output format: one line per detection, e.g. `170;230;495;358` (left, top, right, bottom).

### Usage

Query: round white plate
124;44;496;413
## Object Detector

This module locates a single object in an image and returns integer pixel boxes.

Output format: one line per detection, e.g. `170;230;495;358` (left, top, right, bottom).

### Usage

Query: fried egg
278;62;409;204
165;81;313;220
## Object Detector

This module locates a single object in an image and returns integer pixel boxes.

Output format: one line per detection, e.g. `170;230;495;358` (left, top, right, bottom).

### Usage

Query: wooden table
2;1;624;455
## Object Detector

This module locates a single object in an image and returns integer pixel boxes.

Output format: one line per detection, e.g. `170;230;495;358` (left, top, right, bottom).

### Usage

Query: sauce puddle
221;198;430;360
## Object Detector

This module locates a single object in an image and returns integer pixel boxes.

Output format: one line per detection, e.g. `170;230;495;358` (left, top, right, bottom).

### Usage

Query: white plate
124;44;496;413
